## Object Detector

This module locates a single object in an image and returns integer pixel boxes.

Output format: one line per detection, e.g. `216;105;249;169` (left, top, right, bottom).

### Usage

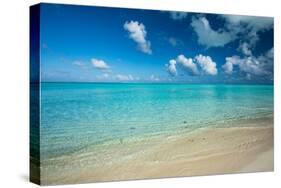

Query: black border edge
30;3;41;185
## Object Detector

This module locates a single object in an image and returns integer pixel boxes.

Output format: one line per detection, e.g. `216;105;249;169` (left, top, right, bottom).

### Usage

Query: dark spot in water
130;127;136;130
183;121;187;124
184;126;189;129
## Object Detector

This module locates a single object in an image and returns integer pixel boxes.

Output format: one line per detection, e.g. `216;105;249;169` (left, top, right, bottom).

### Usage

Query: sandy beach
40;117;273;185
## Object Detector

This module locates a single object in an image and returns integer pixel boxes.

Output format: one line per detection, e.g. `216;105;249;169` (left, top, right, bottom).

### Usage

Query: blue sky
39;3;273;83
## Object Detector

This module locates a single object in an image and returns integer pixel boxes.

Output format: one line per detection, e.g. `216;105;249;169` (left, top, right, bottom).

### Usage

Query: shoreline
41;117;273;185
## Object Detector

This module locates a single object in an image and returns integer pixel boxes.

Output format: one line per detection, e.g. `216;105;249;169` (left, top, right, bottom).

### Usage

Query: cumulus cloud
195;54;218;75
166;54;218;77
170;12;188;20
222;58;234;74
167;59;177;76
191;15;273;49
222;15;273;31
116;74;134;81
91;58;110;70
222;15;273;46
124;21;152;54
238;42;252;56
177;54;199;75
222;48;273;78
191;16;235;48
237;57;267;76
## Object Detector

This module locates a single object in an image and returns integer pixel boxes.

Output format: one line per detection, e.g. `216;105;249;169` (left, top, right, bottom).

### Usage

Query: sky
38;3;274;84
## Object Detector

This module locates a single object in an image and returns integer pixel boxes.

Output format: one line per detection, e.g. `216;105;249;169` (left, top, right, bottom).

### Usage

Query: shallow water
39;83;273;159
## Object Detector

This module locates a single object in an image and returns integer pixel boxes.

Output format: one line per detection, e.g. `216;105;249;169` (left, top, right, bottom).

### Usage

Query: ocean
39;83;273;160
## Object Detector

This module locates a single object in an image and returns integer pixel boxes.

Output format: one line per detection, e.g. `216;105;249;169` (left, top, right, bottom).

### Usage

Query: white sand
41;123;273;185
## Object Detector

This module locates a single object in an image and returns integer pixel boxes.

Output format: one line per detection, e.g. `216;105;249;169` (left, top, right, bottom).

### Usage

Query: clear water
40;83;273;159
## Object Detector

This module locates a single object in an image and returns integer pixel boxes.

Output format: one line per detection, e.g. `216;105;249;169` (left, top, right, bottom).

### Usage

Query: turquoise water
40;83;273;159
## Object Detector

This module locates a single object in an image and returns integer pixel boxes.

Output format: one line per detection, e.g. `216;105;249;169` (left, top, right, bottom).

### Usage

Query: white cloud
167;59;177;76
222;52;272;77
222;15;273;46
177;54;199;75
230;43;273;79
238;42;252;56
238;57;266;76
170;12;188;20
222;58;234;74
195;54;218;75
116;74;134;81
124;21;152;54
223;47;273;81
166;54;218;76
150;75;160;81
223;15;273;31
91;58;110;70
191;16;235;48
190;15;273;49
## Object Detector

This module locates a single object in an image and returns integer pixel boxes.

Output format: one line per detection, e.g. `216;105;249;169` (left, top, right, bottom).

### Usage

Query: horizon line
31;81;274;85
